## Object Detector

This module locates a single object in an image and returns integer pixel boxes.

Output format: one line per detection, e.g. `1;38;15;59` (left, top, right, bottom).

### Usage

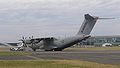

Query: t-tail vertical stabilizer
77;14;98;35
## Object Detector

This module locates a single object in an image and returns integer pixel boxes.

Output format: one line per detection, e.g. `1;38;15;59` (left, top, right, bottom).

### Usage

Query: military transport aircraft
18;14;99;51
11;14;100;51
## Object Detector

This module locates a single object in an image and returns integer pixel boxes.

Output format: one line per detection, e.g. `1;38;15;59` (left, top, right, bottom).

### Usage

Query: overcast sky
0;0;120;42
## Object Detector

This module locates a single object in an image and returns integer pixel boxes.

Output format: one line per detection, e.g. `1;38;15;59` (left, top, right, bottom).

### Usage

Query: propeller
29;36;33;39
19;36;28;47
19;36;42;48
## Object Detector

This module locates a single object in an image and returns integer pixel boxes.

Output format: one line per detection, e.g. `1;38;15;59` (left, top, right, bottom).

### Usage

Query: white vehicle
9;41;25;51
10;47;24;51
102;43;112;47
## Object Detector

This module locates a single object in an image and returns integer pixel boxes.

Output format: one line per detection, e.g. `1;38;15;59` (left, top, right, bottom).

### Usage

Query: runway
32;50;120;65
0;49;120;66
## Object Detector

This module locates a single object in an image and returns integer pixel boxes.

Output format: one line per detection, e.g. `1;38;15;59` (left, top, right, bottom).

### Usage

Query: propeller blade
22;36;24;39
29;37;31;39
25;37;27;39
32;36;33;39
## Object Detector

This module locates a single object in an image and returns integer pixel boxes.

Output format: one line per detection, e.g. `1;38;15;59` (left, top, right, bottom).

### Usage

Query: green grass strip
0;52;31;56
0;60;119;68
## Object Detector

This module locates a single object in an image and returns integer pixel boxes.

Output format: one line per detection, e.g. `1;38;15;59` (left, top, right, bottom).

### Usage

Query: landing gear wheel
32;49;36;51
54;49;62;51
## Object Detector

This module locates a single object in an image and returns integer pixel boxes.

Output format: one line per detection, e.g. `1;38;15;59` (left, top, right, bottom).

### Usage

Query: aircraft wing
30;37;55;42
29;37;55;46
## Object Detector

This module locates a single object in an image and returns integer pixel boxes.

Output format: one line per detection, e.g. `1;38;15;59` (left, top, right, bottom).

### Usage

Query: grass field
0;47;9;51
66;47;120;51
0;52;31;56
0;60;119;68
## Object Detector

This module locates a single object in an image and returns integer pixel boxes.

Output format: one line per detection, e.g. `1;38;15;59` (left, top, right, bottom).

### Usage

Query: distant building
80;35;120;46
